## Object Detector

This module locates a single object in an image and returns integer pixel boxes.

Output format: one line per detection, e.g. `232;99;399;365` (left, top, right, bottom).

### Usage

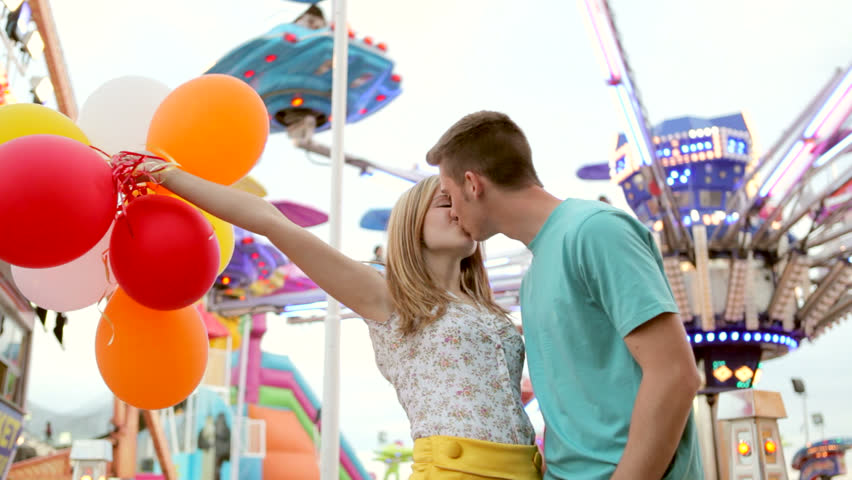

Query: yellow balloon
0;103;89;146
232;175;267;197
200;209;235;275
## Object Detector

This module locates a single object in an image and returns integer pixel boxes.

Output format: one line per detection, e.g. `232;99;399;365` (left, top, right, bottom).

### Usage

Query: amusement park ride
574;1;852;479
205;3;426;185
1;0;851;479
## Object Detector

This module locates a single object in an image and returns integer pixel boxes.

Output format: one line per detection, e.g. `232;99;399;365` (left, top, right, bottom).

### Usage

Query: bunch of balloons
0;74;269;409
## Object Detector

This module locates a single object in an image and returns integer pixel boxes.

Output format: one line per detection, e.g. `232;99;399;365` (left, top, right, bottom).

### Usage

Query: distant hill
24;397;114;446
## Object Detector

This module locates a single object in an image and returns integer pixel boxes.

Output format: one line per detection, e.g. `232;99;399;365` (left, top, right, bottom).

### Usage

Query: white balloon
78;76;172;156
11;224;117;312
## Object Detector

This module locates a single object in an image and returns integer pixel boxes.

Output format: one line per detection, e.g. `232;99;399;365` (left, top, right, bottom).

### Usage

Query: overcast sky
19;0;852;477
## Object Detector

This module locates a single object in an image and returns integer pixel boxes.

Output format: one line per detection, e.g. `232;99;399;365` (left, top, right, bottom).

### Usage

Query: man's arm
610;312;700;480
574;211;700;479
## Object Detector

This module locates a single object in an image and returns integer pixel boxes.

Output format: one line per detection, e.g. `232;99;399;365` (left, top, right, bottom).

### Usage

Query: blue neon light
814;131;852;167
685;330;798;350
803;68;852;138
284;300;328;312
614;84;654;166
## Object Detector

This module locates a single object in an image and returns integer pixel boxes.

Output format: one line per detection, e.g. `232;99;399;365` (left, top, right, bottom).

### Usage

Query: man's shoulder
546;198;612;234
548;199;640;243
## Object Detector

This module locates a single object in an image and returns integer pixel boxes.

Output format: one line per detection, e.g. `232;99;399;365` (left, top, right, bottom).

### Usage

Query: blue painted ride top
579;113;757;229
360;207;392;231
206;22;402;134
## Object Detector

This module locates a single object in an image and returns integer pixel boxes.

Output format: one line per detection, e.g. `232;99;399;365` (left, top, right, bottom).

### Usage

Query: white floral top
365;301;535;445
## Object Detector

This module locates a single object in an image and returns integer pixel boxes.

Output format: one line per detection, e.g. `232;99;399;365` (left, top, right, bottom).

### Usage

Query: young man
427;111;703;480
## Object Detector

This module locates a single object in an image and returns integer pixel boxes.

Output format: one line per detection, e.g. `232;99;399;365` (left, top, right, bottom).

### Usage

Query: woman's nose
449;208;459;222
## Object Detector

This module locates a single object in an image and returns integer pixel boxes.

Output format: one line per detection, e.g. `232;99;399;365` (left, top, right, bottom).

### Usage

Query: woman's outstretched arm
156;168;393;322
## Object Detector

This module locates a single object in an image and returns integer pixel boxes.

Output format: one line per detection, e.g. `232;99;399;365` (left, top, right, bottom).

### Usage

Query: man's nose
449;206;459;222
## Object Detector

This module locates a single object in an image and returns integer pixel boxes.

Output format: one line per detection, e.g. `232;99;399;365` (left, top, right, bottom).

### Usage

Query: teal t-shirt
520;199;703;480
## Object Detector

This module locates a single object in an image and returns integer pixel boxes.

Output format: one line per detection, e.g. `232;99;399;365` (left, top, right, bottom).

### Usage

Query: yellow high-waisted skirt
410;435;542;479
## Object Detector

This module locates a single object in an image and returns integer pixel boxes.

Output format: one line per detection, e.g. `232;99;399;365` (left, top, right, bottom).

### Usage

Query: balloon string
93;150;187;347
101;248;114;287
100;310;116;347
109;151;179;212
97;248;118;346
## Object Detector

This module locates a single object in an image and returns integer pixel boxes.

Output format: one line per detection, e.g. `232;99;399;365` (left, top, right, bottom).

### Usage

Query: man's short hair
426;111;542;189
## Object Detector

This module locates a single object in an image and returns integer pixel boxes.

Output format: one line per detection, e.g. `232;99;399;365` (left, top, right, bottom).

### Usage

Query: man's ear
464;171;486;199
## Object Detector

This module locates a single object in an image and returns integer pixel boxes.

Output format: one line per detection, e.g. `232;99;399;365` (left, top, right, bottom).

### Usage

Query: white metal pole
167;407;180;456
321;0;348;477
230;317;252;479
184;392;194;452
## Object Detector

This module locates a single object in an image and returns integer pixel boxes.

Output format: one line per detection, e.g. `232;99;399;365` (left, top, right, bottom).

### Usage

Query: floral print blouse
365;301;535;445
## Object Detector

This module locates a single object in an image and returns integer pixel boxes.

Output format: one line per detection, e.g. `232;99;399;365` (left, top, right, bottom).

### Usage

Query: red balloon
0;134;116;268
109;195;219;310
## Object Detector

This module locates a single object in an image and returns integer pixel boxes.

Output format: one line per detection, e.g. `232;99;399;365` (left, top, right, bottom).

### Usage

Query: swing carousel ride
576;1;851;478
577;0;851;390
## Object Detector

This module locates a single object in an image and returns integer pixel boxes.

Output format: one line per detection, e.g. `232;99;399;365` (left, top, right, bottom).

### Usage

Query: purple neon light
760;140;809;197
583;0;657;167
768;142;815;197
584;0;622;82
804;68;852;139
615;84;654;166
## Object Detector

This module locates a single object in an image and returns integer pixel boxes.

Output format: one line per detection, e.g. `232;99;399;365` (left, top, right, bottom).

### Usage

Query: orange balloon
95;288;209;410
146;74;269;185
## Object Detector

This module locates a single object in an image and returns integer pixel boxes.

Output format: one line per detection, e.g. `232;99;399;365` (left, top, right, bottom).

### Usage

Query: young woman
142;164;541;479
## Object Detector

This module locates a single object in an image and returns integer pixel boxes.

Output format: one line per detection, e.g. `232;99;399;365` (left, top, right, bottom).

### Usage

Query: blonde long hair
385;176;506;334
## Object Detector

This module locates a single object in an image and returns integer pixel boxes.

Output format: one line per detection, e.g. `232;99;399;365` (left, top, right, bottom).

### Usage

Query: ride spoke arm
716;67;849;246
581;0;688;249
296;139;429;183
757;66;852;202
